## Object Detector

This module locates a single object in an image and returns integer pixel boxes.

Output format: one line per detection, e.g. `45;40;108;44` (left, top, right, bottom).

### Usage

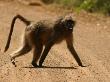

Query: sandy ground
0;0;110;82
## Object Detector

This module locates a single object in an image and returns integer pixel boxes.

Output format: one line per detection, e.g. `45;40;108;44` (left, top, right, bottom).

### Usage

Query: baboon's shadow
23;66;77;69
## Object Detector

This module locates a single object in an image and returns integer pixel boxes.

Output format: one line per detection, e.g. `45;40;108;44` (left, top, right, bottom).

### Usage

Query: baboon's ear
55;16;63;24
54;16;64;30
61;15;72;22
56;15;64;22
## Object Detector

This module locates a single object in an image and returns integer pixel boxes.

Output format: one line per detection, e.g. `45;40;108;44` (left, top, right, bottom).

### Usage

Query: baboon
4;14;85;67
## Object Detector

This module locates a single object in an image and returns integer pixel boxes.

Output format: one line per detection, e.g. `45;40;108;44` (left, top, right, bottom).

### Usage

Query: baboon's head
62;16;76;30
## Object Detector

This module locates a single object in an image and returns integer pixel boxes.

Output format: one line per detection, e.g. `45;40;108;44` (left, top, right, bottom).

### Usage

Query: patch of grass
41;0;110;15
78;0;110;15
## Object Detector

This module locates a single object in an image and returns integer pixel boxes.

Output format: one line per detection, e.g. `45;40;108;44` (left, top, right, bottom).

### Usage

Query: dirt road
0;1;110;82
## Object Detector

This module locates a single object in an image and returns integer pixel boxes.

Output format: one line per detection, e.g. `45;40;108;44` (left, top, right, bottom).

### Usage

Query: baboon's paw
10;57;17;67
39;62;43;67
80;65;89;67
80;64;91;67
81;65;87;67
31;62;39;68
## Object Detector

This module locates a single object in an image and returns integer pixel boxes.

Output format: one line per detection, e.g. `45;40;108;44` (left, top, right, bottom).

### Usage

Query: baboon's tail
4;14;31;52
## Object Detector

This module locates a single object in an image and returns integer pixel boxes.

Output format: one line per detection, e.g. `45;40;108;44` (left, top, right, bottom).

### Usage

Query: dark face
64;19;76;30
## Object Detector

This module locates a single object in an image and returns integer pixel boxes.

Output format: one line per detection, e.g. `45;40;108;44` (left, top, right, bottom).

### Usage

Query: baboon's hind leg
10;41;31;67
10;39;31;67
10;43;31;59
31;44;43;67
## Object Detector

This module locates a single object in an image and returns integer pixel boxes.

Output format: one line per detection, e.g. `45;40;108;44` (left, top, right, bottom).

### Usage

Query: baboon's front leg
67;45;85;67
66;34;86;67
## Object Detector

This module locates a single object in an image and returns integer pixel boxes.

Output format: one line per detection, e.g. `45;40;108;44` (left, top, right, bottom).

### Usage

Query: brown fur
4;14;85;67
